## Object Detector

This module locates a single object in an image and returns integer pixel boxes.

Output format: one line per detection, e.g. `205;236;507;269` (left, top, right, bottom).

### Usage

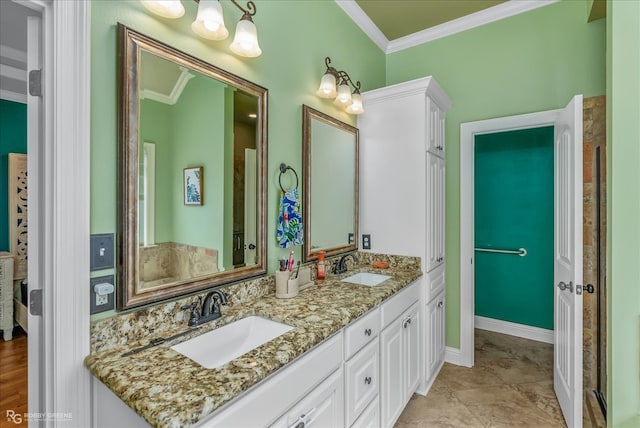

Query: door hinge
30;289;43;316
29;69;42;97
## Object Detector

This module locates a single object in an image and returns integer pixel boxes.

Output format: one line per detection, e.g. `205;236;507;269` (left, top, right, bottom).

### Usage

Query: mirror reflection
302;105;359;261
118;24;267;309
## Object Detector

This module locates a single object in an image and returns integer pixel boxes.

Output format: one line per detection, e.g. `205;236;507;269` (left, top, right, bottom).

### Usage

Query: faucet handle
180;302;200;326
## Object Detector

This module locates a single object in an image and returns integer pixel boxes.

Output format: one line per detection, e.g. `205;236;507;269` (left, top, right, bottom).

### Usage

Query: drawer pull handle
364;376;372;385
364;328;372;336
403;318;412;328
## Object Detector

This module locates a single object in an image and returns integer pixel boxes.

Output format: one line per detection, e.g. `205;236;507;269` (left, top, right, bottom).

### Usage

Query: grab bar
475;247;527;257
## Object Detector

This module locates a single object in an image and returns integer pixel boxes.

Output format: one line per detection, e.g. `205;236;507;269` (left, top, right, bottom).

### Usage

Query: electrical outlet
348;233;354;244
90;233;114;271
362;234;371;250
90;275;115;314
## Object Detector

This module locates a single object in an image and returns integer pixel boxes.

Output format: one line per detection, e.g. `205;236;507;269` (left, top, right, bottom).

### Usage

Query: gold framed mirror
302;105;359;262
117;24;268;310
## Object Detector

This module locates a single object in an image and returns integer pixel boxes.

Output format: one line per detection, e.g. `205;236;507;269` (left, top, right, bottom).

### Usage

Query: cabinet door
403;303;420;398
271;368;344;428
426;153;444;272
426;292;446;382
345;340;379;427
426;97;443;155
380;322;403;428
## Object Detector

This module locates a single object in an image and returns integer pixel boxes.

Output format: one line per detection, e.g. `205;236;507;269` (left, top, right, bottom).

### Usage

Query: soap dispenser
317;251;326;280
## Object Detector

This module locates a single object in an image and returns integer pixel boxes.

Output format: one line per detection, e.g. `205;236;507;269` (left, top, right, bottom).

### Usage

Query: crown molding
141;66;194;105
335;0;389;52
336;0;560;54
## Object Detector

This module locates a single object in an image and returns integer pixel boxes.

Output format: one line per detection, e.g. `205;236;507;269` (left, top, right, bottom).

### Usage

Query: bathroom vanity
87;255;423;427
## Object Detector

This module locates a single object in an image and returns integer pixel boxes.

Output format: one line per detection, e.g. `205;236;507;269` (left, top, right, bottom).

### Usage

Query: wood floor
0;328;27;428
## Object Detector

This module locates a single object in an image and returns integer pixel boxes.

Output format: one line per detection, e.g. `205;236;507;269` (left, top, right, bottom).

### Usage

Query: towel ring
279;163;299;192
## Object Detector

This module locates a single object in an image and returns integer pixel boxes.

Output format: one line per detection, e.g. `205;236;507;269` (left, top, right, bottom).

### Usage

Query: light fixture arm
324;57;361;93
230;0;257;19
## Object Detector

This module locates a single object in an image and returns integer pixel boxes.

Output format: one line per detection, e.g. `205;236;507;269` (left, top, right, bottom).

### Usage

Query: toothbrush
287;250;294;271
293;261;301;279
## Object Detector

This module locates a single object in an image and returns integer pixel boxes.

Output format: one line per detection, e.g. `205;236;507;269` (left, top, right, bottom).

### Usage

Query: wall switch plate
348;233;354;244
90;275;115;314
362;234;371;250
90;233;114;271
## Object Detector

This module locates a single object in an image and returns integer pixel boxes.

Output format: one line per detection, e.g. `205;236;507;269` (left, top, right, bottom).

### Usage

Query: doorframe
459;108;560;367
21;0;92;424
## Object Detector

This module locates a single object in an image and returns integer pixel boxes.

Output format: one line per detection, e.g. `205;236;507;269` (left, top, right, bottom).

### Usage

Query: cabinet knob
364;328;372;336
437;301;444;308
403;318;412;328
364;376;372;385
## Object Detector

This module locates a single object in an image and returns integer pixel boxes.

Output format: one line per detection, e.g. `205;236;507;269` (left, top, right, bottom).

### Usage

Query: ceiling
338;0;560;53
355;0;507;41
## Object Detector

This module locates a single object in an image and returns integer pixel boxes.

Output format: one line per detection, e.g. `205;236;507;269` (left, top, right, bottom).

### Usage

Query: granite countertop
85;264;422;427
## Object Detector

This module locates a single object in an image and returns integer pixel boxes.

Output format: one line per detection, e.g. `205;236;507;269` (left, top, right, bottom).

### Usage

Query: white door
244;148;257;264
26;14;45;417
553;95;583;428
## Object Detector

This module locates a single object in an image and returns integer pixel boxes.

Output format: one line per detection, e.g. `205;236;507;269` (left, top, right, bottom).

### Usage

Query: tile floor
395;329;577;428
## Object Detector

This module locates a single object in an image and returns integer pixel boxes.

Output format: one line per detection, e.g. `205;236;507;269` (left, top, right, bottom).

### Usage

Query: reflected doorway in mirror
184;166;203;205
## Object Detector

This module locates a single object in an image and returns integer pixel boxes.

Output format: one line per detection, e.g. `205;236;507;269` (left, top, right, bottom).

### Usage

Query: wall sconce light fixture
316;57;364;115
140;0;262;58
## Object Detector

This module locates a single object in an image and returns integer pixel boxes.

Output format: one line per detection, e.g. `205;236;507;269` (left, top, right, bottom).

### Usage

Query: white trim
1;89;27;103
27;0;92;424
0;44;28;65
361;76;451;111
459;108;559;368
386;0;560;53
140;66;194;105
335;0;389;52
444;346;464;366
0;63;27;81
415;358;445;396
336;0;560;54
475;316;554;344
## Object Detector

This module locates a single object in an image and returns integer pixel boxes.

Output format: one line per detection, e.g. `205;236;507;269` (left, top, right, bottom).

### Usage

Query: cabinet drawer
344;307;380;360
426;263;445;301
350;397;378;428
381;280;420;330
345;339;379;427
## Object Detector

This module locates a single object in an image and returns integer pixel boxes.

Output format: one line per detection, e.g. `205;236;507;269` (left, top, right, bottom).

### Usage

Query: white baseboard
475;316;553;344
445;346;464;366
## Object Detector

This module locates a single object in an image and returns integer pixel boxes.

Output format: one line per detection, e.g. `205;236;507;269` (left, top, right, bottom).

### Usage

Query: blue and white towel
277;188;304;248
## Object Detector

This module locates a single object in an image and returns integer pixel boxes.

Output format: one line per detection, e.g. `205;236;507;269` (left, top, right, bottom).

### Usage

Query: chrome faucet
182;289;228;327
334;253;359;274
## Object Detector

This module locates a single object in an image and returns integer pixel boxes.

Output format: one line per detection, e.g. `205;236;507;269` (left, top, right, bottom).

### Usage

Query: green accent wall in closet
474;126;554;330
0;99;27;252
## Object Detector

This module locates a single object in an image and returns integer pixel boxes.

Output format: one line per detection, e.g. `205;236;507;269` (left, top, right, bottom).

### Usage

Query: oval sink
171;316;294;369
341;272;392;287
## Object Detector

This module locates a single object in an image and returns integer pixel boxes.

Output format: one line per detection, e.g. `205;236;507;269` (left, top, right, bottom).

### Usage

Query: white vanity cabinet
379;282;422;428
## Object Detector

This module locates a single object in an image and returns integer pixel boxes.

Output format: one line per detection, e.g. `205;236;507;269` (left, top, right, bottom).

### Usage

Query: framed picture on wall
184;166;203;206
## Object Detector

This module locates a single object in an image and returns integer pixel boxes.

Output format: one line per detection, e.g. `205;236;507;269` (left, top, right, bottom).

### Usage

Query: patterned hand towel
277;188;303;248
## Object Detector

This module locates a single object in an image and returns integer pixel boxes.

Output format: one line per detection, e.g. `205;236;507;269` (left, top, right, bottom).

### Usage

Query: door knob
557;281;574;293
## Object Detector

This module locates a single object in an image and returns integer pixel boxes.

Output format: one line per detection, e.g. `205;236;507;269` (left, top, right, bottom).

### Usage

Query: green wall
474;127;554;330
607;1;640;426
0;99;27;252
386;0;606;347
90;0;385;318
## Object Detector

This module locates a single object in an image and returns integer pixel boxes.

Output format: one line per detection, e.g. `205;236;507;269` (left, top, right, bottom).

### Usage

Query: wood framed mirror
302;105;359;262
117;24;268;310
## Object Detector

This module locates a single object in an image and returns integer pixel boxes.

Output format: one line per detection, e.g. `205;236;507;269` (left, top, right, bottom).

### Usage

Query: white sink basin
171;316;294;369
341;272;392;287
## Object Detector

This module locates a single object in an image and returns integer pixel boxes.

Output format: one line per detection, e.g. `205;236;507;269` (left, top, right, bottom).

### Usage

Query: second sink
171;316;294;369
341;272;392;287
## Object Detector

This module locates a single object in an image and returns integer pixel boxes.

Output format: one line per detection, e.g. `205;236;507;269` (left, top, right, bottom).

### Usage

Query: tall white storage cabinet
358;76;450;392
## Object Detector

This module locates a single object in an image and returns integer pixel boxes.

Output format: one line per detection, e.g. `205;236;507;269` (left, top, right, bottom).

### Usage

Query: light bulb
316;73;337;98
191;0;229;40
346;92;364;114
230;18;262;57
335;83;352;105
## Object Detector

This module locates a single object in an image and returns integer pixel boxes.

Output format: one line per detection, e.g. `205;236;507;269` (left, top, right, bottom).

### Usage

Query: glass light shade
316;73;337;98
345;92;365;115
140;0;185;18
230;18;262;58
335;83;352;106
191;0;229;40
